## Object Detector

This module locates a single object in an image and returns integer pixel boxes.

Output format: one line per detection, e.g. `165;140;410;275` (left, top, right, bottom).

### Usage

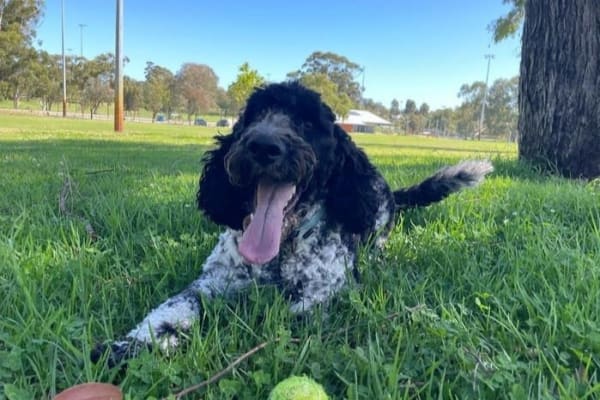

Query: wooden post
61;0;67;117
114;0;124;132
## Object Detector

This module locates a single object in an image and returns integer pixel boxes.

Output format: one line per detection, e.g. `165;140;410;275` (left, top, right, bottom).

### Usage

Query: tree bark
519;0;600;178
13;88;20;109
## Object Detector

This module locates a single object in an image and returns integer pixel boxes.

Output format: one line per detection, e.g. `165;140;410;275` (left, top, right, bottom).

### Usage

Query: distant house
336;109;392;133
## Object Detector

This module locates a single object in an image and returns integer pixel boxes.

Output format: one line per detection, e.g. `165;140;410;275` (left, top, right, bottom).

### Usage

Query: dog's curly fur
92;82;493;366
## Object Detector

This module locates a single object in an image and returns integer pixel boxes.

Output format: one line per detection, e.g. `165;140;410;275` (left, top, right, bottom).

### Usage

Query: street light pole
61;0;67;117
114;0;124;132
78;23;87;58
477;53;494;140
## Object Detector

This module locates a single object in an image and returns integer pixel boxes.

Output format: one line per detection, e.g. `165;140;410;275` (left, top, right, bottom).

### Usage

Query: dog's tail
393;160;493;210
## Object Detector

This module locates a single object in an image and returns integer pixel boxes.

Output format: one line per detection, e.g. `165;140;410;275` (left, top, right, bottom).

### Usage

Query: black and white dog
93;82;493;365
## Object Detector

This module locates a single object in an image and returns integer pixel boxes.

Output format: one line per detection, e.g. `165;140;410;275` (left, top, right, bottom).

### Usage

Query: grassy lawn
1;113;599;399
0;100;225;122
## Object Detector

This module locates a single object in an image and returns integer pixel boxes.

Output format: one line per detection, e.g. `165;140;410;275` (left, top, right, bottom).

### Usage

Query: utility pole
78;23;87;57
114;0;124;132
61;0;67;117
477;53;494;140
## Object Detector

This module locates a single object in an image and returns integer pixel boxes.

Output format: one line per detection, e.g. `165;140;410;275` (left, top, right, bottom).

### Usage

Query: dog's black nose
247;133;285;164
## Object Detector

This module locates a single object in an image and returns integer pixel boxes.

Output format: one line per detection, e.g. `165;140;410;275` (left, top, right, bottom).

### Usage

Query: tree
176;63;219;124
215;87;232;118
403;99;417;114
124;76;143;119
418;102;430;115
70;54;114;116
361;98;388;120
489;0;525;42
0;0;43;107
289;51;363;104
0;0;42;35
429;108;455;136
486;77;519;140
298;72;353;119
495;0;600;178
453;103;478;138
29;51;62;112
227;62;264;112
390;99;401;121
81;74;113;119
455;81;485;137
458;81;486;105
400;99;427;134
143;62;174;122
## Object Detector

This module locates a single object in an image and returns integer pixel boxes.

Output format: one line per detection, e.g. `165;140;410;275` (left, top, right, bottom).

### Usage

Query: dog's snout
247;134;285;164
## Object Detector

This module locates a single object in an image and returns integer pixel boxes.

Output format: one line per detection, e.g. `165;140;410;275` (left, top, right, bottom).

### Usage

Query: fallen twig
167;309;413;398
58;166;99;241
169;337;301;399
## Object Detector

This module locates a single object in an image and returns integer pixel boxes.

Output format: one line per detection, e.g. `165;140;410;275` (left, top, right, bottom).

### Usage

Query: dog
92;81;493;365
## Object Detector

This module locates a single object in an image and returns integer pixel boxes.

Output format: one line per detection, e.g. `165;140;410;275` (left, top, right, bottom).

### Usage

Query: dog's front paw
91;340;150;368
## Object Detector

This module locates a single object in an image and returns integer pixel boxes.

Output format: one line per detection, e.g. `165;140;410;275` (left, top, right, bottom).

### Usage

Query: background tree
390;99;401;121
81;74;113;119
29;50;62;112
289;51;363;104
418;102;430;115
453;103;477;138
489;0;525;42
455;81;485;137
70;54;113;116
298;72;352;118
176;63;219;124
495;0;600;178
361;98;388;120
0;0;42;34
123;76;143;119
486;76;519;140
143;62;174;122
401;99;421;134
227;62;265;112
0;0;43;107
403;99;417;114
429;108;455;136
215;87;232;118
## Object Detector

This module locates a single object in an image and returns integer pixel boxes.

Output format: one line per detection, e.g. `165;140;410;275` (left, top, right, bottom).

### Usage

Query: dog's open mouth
238;179;299;264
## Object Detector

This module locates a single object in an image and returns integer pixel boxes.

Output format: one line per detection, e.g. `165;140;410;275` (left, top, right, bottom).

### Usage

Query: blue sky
35;0;521;110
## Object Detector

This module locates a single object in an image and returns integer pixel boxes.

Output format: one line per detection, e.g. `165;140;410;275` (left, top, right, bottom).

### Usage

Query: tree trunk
13;88;20;109
519;0;600;178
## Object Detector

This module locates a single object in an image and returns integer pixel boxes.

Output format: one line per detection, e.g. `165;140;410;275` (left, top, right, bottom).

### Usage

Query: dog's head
197;81;381;264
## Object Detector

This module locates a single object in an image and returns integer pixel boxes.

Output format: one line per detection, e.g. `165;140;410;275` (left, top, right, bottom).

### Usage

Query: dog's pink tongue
239;181;295;264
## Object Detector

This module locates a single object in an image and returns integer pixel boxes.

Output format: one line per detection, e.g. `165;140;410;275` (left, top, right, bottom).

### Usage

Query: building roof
337;109;392;126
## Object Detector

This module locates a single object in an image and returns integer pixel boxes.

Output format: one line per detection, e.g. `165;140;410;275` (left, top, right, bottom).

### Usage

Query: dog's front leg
92;230;254;366
282;229;356;313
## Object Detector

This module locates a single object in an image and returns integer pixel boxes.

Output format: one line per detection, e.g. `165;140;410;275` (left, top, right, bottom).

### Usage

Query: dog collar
296;206;326;239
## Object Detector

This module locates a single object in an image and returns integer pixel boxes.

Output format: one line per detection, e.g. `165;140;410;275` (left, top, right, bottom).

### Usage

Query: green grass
0;100;226;122
1;113;599;399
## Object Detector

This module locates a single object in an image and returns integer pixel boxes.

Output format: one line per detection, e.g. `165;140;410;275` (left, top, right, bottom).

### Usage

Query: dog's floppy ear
197;133;249;230
325;125;381;235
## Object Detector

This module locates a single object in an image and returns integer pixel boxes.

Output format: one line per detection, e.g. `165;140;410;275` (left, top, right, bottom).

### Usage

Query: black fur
197;134;250;230
197;81;395;238
394;161;493;210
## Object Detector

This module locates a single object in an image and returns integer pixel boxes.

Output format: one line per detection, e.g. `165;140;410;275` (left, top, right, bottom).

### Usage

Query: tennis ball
269;375;329;400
